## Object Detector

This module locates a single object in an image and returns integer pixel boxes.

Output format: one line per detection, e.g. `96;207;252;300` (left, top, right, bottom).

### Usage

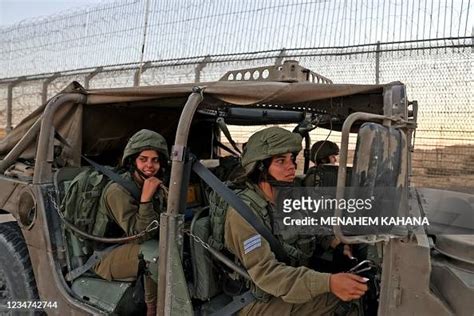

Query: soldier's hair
247;158;272;183
123;151;166;179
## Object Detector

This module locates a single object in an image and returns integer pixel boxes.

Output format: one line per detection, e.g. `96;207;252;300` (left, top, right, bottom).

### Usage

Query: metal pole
0;117;42;173
194;55;211;83
375;41;381;84
136;0;151;86
167;88;204;217
33;93;87;184
133;61;152;87
6;84;13;133
84;67;103;89
6;77;25;133
42;73;61;105
275;48;287;66
157;88;203;316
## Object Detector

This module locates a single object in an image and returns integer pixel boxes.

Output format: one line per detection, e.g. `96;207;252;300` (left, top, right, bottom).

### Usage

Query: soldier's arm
104;183;158;236
224;208;331;304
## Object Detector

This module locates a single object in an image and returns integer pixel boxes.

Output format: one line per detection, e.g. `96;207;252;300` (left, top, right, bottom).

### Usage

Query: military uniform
304;140;340;188
303;141;366;274
93;172;166;240
92;129;169;305
224;191;341;315
221;127;348;315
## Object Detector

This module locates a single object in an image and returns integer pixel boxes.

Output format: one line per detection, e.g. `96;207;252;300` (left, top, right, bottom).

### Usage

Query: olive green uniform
92;129;169;304
223;127;352;315
224;186;342;315
93;179;165;303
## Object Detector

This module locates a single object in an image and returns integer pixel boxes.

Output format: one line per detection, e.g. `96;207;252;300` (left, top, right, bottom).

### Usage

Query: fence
1;0;472;78
0;0;472;192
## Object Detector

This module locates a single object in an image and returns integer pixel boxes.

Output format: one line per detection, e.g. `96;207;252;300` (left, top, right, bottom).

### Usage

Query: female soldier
223;127;366;315
93;129;168;316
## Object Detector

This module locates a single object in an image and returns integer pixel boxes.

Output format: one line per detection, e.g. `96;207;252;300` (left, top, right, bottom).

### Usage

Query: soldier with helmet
303;140;366;273
303;140;340;187
93;129;169;316
222;127;367;315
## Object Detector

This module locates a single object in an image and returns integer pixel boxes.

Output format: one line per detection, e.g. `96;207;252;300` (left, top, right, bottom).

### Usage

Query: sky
0;0;116;26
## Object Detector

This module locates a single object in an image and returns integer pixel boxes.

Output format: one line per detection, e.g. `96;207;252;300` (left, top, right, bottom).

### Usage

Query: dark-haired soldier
93;129;168;316
222;127;366;315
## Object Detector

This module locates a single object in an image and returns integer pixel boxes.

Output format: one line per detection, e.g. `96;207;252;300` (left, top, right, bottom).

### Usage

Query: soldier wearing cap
223;127;367;315
93;129;169;316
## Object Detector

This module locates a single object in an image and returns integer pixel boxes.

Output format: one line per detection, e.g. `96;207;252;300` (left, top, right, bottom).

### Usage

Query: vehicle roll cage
0;80;414;315
157;83;412;314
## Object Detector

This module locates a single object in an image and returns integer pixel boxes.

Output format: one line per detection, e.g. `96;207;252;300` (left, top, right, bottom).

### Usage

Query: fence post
275;48;287;66
42;72;60;105
194;55;211;83
134;61;152;86
84;67;103;89
137;0;151;85
375;41;381;84
6;77;25;133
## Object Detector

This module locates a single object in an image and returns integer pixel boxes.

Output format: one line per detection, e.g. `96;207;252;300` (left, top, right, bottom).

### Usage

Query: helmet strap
257;157;296;187
131;164;151;182
267;178;295;187
261;170;295;187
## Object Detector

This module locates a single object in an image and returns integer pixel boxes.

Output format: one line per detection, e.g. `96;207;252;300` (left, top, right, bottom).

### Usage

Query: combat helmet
310;140;339;163
122;129;169;165
241;126;302;176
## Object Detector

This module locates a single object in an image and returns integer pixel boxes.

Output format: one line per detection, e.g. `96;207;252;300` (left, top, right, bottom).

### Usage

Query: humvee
0;61;472;315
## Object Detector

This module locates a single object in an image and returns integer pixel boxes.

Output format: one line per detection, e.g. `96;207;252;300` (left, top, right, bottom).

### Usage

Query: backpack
62;167;111;235
61;167;112;264
207;183;237;251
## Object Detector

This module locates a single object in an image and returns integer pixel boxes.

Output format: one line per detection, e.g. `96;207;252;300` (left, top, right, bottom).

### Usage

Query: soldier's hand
342;244;354;259
141;177;161;203
330;238;355;259
329;273;368;301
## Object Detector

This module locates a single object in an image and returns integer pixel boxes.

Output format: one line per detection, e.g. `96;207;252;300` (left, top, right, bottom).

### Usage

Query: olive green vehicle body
0;61;472;315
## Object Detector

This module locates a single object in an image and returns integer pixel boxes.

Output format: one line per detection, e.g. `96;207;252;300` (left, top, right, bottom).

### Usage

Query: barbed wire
1;0;472;78
0;40;471;139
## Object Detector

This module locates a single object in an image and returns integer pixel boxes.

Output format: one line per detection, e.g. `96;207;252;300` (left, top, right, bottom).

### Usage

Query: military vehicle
0;61;472;315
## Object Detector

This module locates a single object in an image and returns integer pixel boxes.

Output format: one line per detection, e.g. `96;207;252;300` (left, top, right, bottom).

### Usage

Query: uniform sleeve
224;208;332;304
104;183;158;236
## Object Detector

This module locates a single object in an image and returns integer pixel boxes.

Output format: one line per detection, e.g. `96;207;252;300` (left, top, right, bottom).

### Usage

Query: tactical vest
209;182;316;300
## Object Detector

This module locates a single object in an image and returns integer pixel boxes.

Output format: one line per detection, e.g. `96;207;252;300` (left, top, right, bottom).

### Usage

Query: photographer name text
283;216;429;226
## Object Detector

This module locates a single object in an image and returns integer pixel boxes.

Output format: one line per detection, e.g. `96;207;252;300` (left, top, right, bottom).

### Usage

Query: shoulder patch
243;234;262;254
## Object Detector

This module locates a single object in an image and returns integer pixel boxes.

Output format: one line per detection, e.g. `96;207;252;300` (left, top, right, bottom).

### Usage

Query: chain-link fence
1;0;471;78
0;0;472;192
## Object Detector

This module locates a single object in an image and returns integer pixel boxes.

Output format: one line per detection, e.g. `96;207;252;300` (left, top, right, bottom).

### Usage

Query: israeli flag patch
243;234;261;254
